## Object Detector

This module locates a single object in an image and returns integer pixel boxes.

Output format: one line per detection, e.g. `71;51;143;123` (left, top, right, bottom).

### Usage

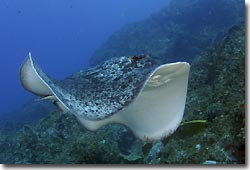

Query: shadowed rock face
90;0;244;66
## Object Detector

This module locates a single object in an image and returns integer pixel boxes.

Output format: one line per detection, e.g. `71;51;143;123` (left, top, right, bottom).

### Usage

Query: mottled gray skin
33;55;159;120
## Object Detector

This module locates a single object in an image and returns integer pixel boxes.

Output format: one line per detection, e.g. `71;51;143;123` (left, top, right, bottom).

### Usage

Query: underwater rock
145;142;164;164
158;23;245;164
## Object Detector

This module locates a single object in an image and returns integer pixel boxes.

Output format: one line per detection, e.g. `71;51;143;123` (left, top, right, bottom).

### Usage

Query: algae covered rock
90;0;244;66
3;112;128;164
157;23;245;164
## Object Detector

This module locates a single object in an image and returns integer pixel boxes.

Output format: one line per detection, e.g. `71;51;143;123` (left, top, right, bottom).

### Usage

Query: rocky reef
0;22;245;164
0;0;245;164
158;23;245;164
90;0;244;66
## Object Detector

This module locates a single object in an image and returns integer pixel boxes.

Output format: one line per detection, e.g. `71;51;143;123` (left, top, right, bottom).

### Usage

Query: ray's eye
129;54;146;64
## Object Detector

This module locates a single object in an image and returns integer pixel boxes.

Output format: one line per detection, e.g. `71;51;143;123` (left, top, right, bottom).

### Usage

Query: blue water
0;0;170;115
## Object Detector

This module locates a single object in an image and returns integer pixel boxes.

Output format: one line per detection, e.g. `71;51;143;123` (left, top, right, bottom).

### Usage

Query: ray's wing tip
156;61;190;72
27;52;33;61
22;52;32;65
182;61;190;65
172;61;190;66
175;62;190;70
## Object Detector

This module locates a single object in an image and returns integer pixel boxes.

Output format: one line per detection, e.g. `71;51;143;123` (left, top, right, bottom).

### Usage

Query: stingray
20;53;190;141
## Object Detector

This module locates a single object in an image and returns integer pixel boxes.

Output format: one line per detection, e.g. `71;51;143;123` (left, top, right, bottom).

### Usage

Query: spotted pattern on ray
33;55;159;120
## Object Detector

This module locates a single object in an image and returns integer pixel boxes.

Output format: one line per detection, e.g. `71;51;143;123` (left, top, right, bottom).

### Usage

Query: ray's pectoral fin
20;53;69;113
78;62;190;141
20;52;52;97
